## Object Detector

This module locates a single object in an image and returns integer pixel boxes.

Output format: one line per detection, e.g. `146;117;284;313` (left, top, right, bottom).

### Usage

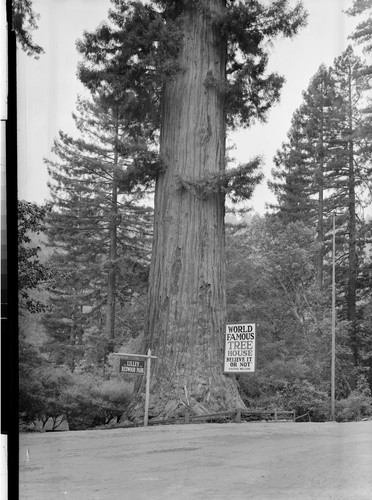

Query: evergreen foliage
19;332;133;430
43;95;152;369
270;108;318;225
177;158;263;203
270;65;342;222
76;0;307;196
12;0;44;57
329;46;371;369
77;0;307;130
19;1;372;427
270;46;372;387
74;0;308;417
18;201;54;313
226;215;357;420
220;0;307;128
347;0;372;53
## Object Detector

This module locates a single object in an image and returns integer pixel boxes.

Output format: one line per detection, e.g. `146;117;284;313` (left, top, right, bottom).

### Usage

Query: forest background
15;0;372;430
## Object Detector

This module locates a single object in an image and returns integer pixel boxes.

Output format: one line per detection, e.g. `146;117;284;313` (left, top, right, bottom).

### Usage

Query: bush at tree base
240;377;330;422
335;376;372;422
19;361;134;431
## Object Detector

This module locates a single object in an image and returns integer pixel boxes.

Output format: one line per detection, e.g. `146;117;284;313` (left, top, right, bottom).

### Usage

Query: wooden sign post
113;349;157;427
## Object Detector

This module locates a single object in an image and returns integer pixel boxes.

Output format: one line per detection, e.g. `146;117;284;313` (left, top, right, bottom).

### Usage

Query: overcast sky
17;0;363;215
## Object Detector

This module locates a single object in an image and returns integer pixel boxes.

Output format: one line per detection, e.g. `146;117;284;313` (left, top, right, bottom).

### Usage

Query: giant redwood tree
78;0;307;418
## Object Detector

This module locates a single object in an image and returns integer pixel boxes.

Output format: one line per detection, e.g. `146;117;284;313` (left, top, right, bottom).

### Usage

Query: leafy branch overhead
116;149;166;194
219;0;308;127
116;152;263;202
177;158;264;203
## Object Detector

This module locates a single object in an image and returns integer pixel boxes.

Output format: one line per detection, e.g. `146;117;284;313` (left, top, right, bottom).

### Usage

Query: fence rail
147;408;296;426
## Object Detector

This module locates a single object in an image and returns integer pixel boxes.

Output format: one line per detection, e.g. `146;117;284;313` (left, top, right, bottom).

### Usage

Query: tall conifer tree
271;65;342;286
77;0;307;417
270;108;316;225
44;95;152;369
331;46;372;368
271;47;372;380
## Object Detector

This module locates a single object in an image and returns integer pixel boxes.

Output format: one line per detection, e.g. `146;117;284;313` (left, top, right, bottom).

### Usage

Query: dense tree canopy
347;0;372;53
226;215;355;418
77;0;307;130
12;0;44;57
43;95;153;370
18;1;372;429
18;201;53;313
270;45;372;389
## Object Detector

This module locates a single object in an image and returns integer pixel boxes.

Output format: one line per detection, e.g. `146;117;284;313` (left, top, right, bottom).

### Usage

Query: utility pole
144;349;152;427
331;213;336;421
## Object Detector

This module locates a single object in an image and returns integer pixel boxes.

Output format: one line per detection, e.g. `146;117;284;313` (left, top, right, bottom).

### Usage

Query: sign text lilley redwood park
224;323;256;373
119;358;145;375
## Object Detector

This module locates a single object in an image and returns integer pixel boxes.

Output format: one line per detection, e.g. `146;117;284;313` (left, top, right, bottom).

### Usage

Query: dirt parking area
19;421;372;499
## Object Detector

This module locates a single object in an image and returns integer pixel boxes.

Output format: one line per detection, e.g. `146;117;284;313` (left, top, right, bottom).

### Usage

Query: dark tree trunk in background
316;135;324;289
105;112;119;346
347;72;358;367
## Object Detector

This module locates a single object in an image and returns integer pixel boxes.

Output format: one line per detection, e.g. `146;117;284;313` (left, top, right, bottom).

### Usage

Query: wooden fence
147;408;296;426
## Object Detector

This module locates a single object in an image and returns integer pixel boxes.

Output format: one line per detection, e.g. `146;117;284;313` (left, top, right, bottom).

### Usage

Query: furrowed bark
132;0;244;419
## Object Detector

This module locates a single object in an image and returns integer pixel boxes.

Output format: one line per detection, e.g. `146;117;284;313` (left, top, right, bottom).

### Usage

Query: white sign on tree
224;323;256;373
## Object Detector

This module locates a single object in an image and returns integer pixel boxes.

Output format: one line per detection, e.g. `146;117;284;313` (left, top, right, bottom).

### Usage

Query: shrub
90;379;134;425
241;376;329;421
335;376;372;422
255;379;329;421
65;375;134;430
280;379;329;421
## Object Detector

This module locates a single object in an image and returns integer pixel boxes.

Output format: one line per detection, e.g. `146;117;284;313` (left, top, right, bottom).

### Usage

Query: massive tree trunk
134;0;244;419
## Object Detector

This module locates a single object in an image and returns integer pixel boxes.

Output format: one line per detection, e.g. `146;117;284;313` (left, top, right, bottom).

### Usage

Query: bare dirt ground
19;421;372;500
